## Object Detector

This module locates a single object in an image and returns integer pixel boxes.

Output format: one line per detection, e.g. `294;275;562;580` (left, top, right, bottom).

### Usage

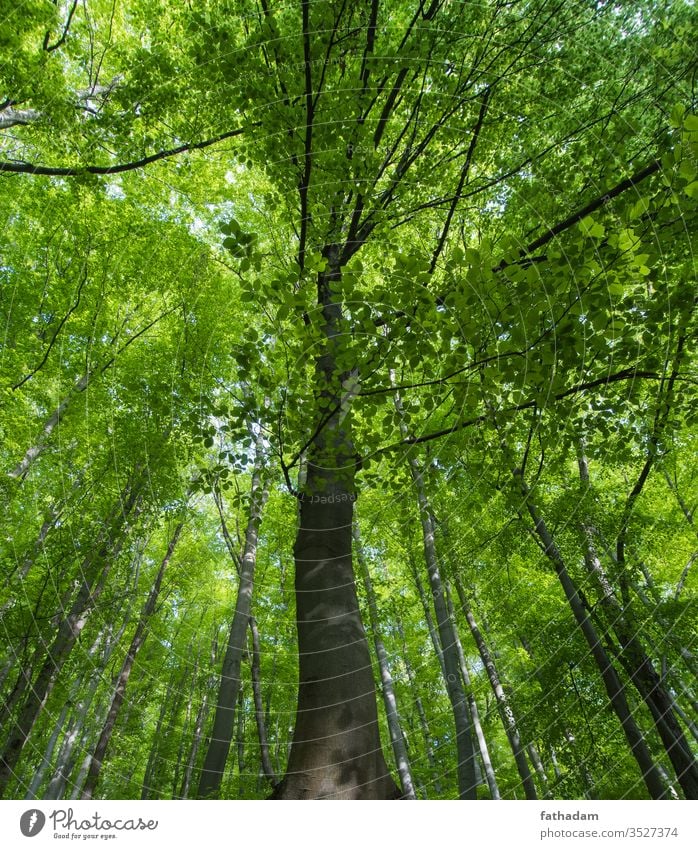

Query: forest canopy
0;0;697;801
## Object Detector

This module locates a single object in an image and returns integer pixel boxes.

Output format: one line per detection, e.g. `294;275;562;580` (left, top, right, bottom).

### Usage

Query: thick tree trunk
453;577;537;800
354;523;417;799
577;452;698;799
81;520;185;799
0;477;141;797
197;442;268;798
513;468;668;799
273;249;398;800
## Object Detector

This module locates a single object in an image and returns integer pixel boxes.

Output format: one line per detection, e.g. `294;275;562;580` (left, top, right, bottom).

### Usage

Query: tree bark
354;523;417;799
197;439;269;798
80;520;185;799
407;459;478;799
24;702;70;800
249;616;278;789
577;451;698;799
273;248;398;799
513;468;668;799
0;476;142;797
453;576;538;800
444;580;500;799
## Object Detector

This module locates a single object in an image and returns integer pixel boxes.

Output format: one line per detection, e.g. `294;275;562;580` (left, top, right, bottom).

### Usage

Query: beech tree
1;0;696;800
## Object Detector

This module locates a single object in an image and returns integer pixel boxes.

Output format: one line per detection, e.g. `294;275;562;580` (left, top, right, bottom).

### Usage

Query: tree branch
0;126;250;176
379;368;661;452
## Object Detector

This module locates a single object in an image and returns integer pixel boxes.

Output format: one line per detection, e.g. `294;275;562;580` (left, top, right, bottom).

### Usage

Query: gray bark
407;458;478;799
453;576;537;799
24;701;70;800
197;438;268;798
578;452;698;799
0;476;142;797
44;627;123;800
274;249;398;799
396;619;442;797
249;617;278;788
354;523;417;799
513;468;668;799
81;520;185;799
444;580;500;799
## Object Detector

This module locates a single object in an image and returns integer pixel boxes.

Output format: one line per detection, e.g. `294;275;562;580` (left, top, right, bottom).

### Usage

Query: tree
1;0;696;800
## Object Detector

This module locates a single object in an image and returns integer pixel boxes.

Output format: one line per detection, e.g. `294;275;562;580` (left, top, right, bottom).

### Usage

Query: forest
0;0;697;802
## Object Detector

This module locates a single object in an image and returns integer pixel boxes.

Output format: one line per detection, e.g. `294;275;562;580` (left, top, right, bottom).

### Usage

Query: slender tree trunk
396;620;442;797
444;580;500;799
0;477;142;797
527;742;552;799
407;458;477;799
249;617;278;789
179;633;218;800
408;554;446;678
274;248;398;799
8;372;91;480
24;701;70;800
81;520;185;799
141;672;176;800
512;468;668;799
197;440;268;798
354;523;416;799
577;451;698;799
520;634;595;799
235;687;246;796
563;729;597;799
453;576;537;800
43;629;117;800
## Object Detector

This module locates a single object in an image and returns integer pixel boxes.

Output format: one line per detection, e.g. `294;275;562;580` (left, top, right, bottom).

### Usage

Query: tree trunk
453;576;537;800
444;580;500;799
527;742;552;799
249;617;278;789
396;619;442;797
0;477;142;797
235;686;246;796
80;520;185;799
179;633;218;799
24;701;70;800
141;672;176;800
407;459;478;799
354;523;417;799
513;468;668;799
273;248;398;800
577;451;698;799
197;440;268;798
43;628;119;800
